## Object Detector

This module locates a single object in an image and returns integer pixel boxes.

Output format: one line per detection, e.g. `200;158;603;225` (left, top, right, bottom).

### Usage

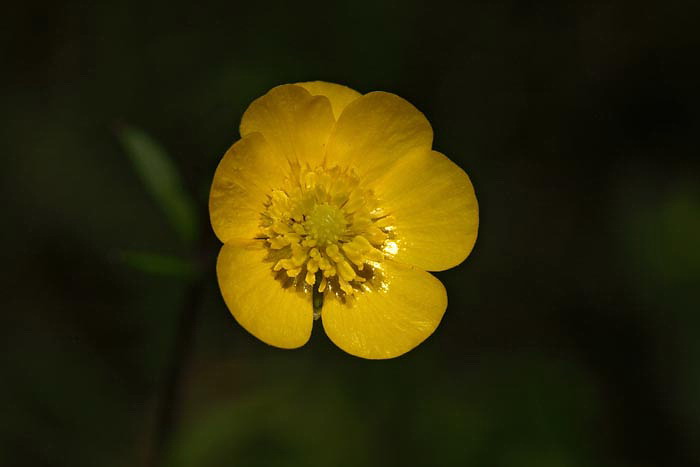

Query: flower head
210;82;478;359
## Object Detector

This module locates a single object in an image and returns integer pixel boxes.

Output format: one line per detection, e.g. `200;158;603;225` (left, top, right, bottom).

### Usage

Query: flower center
260;165;394;301
306;203;346;246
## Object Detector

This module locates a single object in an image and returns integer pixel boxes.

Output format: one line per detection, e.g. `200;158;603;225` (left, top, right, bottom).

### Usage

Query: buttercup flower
210;82;478;359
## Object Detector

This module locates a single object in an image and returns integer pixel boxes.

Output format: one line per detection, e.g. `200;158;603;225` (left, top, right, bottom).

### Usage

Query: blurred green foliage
120;251;197;279
118;125;199;246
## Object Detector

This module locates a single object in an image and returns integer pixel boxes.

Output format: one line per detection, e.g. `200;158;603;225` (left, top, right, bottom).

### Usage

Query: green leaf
117;125;198;245
120;250;197;278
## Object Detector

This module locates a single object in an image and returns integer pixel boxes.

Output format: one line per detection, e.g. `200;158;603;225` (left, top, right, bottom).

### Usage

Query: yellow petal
295;81;362;120
321;261;447;359
209;133;288;243
324;91;433;184
217;241;313;349
240;84;335;167
376;150;478;271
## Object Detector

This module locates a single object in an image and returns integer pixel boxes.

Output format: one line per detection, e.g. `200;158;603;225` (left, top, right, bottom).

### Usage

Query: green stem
149;275;205;467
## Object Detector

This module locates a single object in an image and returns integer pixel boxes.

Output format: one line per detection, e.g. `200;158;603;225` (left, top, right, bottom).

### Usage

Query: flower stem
149;275;205;467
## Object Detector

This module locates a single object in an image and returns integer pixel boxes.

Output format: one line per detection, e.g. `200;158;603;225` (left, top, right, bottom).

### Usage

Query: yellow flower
210;82;478;359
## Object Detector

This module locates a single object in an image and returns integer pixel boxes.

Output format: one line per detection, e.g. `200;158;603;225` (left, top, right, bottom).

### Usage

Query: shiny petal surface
295;81;362;120
377;150;478;271
240;84;335;167
321;261;447;359
209;133;288;243
324;92;433;183
217;241;313;349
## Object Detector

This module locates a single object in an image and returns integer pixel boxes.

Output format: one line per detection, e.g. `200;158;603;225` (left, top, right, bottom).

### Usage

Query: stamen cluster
261;165;391;298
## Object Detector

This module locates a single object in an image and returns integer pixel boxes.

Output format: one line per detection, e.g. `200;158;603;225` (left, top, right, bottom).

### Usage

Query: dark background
2;1;699;466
